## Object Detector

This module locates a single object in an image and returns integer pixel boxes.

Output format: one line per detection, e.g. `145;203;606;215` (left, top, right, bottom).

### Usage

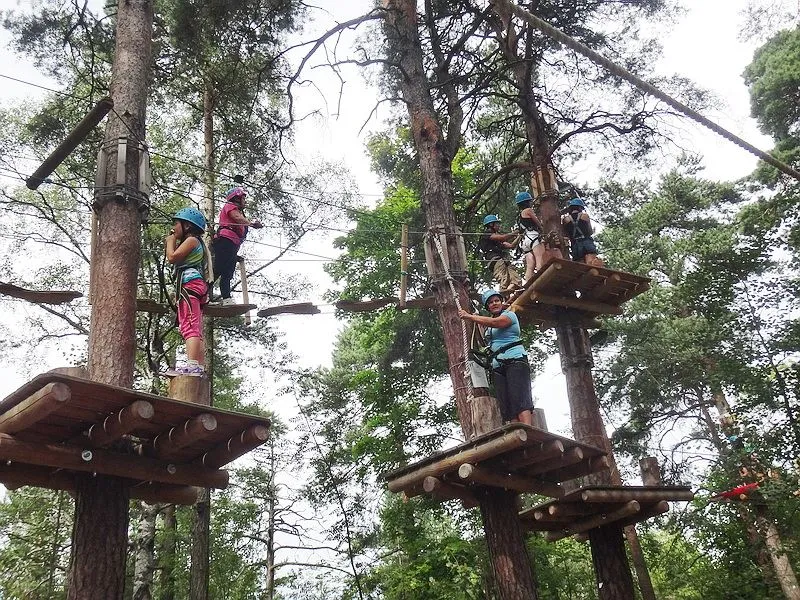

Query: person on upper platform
212;186;264;305
459;289;534;426
561;197;603;267
477;214;522;293
514;191;545;282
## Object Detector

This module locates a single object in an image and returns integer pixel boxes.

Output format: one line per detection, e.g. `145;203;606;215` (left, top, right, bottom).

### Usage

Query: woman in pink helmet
211;186;263;304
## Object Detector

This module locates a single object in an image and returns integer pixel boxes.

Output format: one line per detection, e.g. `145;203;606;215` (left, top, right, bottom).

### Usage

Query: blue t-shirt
487;310;526;368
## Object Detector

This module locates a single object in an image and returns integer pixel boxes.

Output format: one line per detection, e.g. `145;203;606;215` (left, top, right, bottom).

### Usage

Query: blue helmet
174;207;207;232
482;214;501;227
481;289;502;308
515;191;533;204
568;197;586;208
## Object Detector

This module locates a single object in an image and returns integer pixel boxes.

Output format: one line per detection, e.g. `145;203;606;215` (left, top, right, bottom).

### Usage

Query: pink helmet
225;187;247;202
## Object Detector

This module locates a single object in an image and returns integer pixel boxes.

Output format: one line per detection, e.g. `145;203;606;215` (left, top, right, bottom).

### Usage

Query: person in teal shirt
459;290;534;425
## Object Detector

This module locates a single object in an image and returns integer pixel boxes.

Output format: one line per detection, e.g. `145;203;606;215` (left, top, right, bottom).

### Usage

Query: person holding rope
477;214;522;293
514;191;546;282
212;186;263;305
459;289;534;425
561;197;603;267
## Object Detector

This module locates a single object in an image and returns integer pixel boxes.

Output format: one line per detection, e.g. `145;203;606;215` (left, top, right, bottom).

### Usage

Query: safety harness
174;236;213;307
215;201;250;245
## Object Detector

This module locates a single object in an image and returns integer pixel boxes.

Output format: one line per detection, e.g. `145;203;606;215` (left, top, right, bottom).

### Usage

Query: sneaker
175;364;206;376
220;298;235;306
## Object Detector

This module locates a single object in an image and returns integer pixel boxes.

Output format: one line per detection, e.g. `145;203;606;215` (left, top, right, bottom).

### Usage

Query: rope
428;229;475;404
494;0;800;183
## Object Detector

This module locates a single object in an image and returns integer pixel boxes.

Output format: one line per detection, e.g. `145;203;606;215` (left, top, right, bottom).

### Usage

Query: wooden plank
615;500;669;528
0;433;229;489
136;298;171;314
151;414;218;460
198;424;270;469
86;400;155;447
0;382;71;434
203;303;258;318
543;455;610;483
130;482;201;505
0;282;82;305
403;296;437;309
386;428;530;493
581;488;694;503
423;476;478;507
257;302;320;317
511;262;563;308
458;463;563;498
530;292;623;315
524;446;584;477
335;297;397;312
545;501;641;542
501;439;565;471
585;273;620;301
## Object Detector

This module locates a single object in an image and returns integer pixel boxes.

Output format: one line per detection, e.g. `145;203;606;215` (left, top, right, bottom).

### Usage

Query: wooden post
399;224;409;309
238;256;251;326
532;407;548;430
72;0;154;596
639;457;662;486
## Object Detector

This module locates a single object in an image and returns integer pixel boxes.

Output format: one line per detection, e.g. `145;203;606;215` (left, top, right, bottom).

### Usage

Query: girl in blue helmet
477;214;522;293
212;186;263;305
514;191;545;282
166;207;210;375
459;290;534;425
561;197;603;267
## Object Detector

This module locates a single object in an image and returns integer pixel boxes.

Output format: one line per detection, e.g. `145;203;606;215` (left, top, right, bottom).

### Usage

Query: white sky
0;0;787;438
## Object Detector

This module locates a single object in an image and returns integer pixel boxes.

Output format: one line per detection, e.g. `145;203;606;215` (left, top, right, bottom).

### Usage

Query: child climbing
165;207;210;376
478;214;522;293
459;290;534;425
212;186;263;305
561;197;603;267
514;191;546;282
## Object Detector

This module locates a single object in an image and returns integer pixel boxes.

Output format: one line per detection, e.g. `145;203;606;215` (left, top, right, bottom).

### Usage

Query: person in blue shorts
561;197;603;267
459;289;534;425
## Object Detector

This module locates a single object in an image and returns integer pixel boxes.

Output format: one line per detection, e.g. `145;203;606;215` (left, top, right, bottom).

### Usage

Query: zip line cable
495;0;800;182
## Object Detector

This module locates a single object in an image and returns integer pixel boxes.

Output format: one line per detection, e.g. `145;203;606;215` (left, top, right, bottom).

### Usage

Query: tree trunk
70;1;153;598
589;524;636;599
382;2;539;598
190;492;211;600
755;508;800;600
265;445;277;600
158;505;178;600
133;502;158;600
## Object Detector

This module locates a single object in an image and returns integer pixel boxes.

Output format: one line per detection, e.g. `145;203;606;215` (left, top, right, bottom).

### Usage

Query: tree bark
755;508;800;600
382;2;539;598
133;502;158;600
589;524;636;599
70;1;153;598
158;505;178;600
265;442;277;600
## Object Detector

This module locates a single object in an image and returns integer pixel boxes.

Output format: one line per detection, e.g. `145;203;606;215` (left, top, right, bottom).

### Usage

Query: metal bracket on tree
92;136;152;220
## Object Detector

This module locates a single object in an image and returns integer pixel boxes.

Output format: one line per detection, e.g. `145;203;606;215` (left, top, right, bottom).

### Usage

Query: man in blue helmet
477;214;522;293
561;197;603;266
459;289;534;425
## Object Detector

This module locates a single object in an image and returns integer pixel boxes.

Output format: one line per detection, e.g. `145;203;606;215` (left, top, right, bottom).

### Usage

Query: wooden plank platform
257;302;320;317
0;282;82;305
136;299;258;318
520;485;694;541
508;259;650;327
383;424;608;503
0;373;271;504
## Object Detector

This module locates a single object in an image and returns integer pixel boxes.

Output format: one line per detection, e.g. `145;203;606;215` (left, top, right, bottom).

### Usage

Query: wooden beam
616;500;669;528
0;433;228;489
423;476;478;507
548;502;597;518
0;382;71;434
502;439;565;471
151;413;218;459
580;488;694;503
199;423;270;469
86;400;155;447
545;501;641;542
530;291;622;315
237;256;252;326
545;455;610;483
586;273;621;302
524;447;584;477
386;428;530;493
512;262;563;308
458;463;563;498
131;482;201;505
569;267;600;292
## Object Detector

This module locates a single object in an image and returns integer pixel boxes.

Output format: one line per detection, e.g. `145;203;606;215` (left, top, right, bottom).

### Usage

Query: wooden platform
508;259;650;327
0;373;271;504
136;299;257;318
257;302;320;317
384;424;608;505
0;282;82;305
520;485;694;541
